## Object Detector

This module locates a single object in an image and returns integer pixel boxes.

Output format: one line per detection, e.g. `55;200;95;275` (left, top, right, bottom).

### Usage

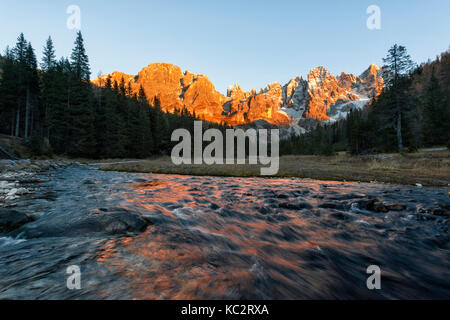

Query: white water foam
0;236;26;247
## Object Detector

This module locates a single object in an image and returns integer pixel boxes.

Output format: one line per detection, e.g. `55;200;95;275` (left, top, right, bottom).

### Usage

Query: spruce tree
41;36;56;71
67;31;95;156
12;33;28;137
423;74;450;146
45;58;71;153
137;86;153;157
24;42;38;140
382;44;415;152
70;31;90;81
150;96;169;153
0;48;18;135
40;37;57;136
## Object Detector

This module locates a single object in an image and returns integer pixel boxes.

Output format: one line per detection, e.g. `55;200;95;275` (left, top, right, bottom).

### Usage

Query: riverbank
98;149;450;187
0;159;80;205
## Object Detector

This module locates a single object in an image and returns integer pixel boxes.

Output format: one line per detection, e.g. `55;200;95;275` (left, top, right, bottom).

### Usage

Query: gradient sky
1;0;449;94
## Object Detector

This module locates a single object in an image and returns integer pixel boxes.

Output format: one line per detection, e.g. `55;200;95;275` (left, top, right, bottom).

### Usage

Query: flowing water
0;166;449;299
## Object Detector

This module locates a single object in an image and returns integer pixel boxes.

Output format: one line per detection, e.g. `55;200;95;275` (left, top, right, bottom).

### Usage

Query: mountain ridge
92;62;384;130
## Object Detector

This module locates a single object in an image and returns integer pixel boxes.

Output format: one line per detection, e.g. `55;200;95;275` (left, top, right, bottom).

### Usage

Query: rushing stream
0;166;449;299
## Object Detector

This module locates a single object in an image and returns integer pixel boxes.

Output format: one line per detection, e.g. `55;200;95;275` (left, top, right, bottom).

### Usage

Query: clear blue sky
1;0;449;94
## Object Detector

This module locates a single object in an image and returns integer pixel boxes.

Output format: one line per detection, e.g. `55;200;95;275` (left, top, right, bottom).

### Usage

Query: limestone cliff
93;62;384;128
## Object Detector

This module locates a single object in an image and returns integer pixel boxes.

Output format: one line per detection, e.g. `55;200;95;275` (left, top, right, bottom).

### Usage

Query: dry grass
99;149;450;187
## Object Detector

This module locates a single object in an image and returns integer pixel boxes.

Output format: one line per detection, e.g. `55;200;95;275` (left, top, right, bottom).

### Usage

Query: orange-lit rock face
359;64;384;98
182;75;227;121
304;66;384;121
93;63;383;126
136;63;184;113
306;67;357;120
223;82;290;125
93;63;290;125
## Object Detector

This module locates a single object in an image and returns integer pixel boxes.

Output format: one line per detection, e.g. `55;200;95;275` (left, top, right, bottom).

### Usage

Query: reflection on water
0;166;449;299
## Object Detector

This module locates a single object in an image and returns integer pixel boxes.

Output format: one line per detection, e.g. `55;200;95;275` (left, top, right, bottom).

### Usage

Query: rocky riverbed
0;164;449;299
0;159;78;203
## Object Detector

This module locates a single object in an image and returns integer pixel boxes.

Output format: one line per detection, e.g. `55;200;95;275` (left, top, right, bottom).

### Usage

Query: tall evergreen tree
70;31;90;81
422;73;450;146
136;86;153;157
0;48;18;135
41;36;56;71
12;33;28;137
40;37;57;139
45;58;71;153
150;95;169;153
382;44;415;152
24;42;39;140
67;31;95;156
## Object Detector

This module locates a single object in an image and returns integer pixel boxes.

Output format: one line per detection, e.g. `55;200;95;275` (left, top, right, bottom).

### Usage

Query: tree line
0;32;227;158
281;45;450;155
1;36;447;159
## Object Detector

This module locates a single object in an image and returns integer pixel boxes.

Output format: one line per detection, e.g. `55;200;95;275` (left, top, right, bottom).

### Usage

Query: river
0;166;449;299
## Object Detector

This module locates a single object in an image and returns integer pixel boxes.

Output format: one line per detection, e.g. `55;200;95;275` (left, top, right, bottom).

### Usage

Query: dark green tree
0;48;19;135
12;33;28;137
66;31;95;156
24;42;39;141
70;31;90;81
41;36;56;71
422;74;450;146
382;44;415;152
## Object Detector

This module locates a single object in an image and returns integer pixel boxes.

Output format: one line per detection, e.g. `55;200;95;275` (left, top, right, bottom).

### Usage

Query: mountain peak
93;62;384;127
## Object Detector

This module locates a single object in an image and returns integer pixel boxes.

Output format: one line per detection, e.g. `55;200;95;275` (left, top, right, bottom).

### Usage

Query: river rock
432;208;450;217
8;207;152;238
0;208;34;234
318;202;346;210
0;181;16;193
83;179;99;185
386;204;407;211
0;160;18;170
279;202;313;210
354;198;388;212
373;201;388;213
7;188;18;197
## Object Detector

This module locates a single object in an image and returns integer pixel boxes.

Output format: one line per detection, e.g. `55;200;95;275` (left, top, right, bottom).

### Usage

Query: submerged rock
318;202;346;210
279;202;313;210
354;198;388;212
386;204;407;211
432;208;450;217
0;208;34;234
8;207;152;238
83;179;99;185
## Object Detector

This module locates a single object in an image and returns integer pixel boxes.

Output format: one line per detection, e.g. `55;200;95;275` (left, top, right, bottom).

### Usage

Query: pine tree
0;48;18;135
13;33;27;64
67;31;95;156
149;95;169;153
70;31;90;81
137;86;153;157
95;76;112;157
45;58;71;153
40;37;58;138
12;33;28;137
41;36;56;71
423;74;450;146
382;44;415;152
98;79;125;157
24;42;39;140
